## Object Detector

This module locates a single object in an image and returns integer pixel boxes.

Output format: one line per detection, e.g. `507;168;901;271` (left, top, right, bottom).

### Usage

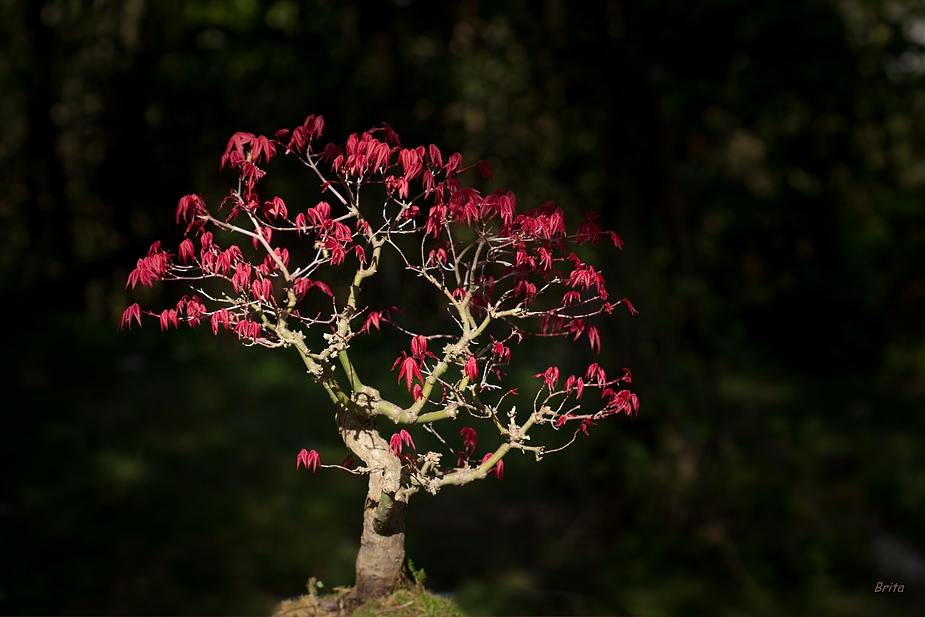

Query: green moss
273;572;464;617
274;586;464;617
349;588;464;617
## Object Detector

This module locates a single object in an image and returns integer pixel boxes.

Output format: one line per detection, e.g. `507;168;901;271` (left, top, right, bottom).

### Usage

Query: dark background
3;0;924;615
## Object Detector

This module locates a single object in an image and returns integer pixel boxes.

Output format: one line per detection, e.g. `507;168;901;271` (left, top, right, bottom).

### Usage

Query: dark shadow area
2;1;924;615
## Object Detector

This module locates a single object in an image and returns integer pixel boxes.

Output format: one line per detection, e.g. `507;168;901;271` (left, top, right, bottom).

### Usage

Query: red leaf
411;335;428;360
587;325;601;353
620;297;638;315
464;356;478;383
580;418;597;435
586;363;607;385
293;277;313;300
477;159;494;182
491;341;511;363
276;247;290;268
210;308;231;335
306;201;332;227
125;259;151;289
361;311;382;335
178;238;195;264
324;143;341;164
323;236;346;265
233;319;259;341
118;303;142;330
480;453;503;480
264;196;288;219
397;356;423;391
380;121;400;146
610;231;624;249
389;433;403;456
533;366;559;390
288;126;306;154
460;427;478;455
566;318;586;341
158;308;179;332
400;148;423;181
446;152;462;175
297;448;320;472
222;132;256;169
314;281;334;297
250;135;276;165
399;429;416;451
185;296;206;327
251;278;273;302
428;144;443;167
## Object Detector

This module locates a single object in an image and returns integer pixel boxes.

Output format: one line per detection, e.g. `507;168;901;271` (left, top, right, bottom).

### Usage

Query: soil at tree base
272;584;465;617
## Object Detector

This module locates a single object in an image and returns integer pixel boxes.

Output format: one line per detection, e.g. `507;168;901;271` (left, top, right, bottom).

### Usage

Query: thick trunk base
353;502;406;600
277;504;408;615
333;406;408;604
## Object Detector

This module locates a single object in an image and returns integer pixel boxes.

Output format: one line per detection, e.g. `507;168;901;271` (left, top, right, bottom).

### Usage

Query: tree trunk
334;403;408;604
354;489;405;599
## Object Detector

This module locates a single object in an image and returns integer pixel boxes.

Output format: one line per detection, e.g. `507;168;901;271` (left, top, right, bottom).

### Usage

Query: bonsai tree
119;115;638;608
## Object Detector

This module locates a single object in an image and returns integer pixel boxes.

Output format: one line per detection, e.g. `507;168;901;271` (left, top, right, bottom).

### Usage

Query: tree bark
354;491;405;599
334;405;408;604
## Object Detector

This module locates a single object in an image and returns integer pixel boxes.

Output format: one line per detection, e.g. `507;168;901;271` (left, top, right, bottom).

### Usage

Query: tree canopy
2;1;924;614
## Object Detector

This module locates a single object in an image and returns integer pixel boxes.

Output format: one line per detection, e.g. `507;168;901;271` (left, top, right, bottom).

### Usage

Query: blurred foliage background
2;0;925;615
